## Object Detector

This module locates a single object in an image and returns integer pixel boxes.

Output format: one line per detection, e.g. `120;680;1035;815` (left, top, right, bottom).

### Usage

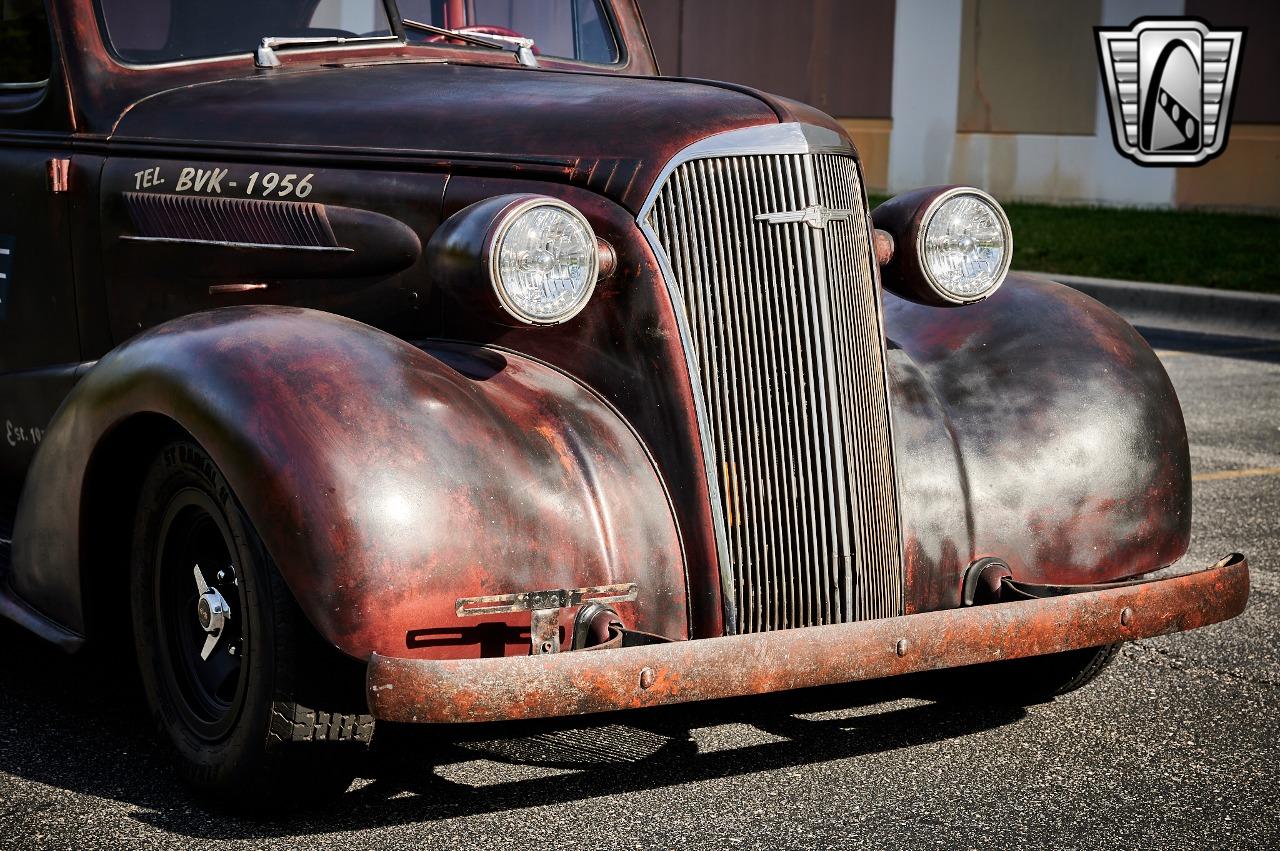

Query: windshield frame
91;0;629;72
54;0;659;135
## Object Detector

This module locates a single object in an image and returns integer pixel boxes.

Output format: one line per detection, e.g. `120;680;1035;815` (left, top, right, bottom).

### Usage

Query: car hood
111;62;783;213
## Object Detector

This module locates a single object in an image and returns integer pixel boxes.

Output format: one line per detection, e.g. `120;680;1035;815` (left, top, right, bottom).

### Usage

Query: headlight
918;188;1012;304
489;198;598;325
871;185;1013;308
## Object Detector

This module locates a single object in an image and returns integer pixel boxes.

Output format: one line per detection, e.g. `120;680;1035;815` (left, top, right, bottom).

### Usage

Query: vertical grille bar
646;151;903;632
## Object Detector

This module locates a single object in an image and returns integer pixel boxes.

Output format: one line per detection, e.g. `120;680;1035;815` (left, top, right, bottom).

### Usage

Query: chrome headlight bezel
485;196;600;326
872;184;1015;308
914;187;1013;306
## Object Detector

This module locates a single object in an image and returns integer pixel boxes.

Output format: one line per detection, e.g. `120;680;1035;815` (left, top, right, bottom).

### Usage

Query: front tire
932;644;1121;706
131;440;372;808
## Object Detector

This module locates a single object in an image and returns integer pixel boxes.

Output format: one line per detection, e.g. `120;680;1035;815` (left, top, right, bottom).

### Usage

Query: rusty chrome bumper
366;554;1248;724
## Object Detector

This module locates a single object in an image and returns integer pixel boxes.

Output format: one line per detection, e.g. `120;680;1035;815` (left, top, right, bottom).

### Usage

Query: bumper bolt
639;667;656;690
895;639;909;657
1121;607;1134;626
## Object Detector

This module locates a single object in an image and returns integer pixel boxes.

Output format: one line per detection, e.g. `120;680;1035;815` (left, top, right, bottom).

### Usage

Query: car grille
646;152;903;632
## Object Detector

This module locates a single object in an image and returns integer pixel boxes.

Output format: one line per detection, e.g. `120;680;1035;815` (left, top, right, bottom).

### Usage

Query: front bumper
367;554;1248;724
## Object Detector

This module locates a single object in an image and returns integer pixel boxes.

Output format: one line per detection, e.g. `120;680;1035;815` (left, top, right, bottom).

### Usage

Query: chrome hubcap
192;565;233;660
197;589;229;633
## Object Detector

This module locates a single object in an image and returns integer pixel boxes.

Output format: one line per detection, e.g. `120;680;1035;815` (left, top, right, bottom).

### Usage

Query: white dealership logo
1095;18;1245;166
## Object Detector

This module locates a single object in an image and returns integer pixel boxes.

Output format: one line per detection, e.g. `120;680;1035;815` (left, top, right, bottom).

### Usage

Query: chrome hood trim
638;123;854;220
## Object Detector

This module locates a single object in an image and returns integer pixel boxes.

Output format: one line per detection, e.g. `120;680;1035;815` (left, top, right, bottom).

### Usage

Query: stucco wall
889;0;1182;206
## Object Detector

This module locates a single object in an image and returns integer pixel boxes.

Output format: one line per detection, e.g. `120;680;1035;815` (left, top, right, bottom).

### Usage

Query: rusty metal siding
647;152;902;632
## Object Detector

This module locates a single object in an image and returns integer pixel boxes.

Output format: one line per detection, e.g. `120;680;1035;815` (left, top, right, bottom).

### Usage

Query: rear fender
9;307;688;658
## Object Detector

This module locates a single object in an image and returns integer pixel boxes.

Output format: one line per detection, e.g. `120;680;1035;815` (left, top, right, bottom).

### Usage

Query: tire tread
270;701;375;744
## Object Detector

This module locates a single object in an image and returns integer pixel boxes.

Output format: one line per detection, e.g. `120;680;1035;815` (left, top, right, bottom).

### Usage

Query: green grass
868;195;1280;294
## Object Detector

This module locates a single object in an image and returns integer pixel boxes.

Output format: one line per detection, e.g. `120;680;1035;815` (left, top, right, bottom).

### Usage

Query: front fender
10;307;687;658
886;275;1191;611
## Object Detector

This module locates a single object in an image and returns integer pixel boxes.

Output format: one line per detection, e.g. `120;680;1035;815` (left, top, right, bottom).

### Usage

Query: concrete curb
1018;272;1280;341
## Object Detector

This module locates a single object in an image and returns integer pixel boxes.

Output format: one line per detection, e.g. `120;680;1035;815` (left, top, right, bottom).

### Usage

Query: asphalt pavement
1;322;1277;850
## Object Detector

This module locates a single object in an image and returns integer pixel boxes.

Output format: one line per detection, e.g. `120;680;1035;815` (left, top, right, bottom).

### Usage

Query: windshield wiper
255;34;400;68
400;18;538;68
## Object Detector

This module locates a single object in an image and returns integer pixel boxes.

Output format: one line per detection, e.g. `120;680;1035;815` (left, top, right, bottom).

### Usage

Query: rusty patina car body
0;0;1247;799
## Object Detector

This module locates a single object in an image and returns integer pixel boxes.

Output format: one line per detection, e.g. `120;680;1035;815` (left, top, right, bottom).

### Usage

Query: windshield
97;0;396;65
398;0;620;65
96;1;620;67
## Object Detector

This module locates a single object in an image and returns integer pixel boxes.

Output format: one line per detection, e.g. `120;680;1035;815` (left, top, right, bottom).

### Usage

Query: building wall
884;0;962;192
956;0;1101;136
892;0;1181;207
1173;0;1280;209
638;0;896;191
637;0;1280;210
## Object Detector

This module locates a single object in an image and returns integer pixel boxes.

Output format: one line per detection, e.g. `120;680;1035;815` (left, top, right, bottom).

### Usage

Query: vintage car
0;0;1249;807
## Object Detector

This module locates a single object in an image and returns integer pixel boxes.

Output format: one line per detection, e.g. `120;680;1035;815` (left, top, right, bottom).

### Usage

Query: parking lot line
1156;344;1280;359
1193;466;1280;482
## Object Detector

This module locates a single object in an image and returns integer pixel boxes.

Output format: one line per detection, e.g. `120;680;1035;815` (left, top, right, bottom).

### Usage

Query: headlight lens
919;189;1012;303
490;199;598;325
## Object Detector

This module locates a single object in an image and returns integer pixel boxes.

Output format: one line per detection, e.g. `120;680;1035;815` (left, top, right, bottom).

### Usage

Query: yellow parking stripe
1193;466;1280;482
1156;344;1280;359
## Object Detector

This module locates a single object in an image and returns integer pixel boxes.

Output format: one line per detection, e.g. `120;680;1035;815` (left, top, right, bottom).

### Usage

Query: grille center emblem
756;204;859;230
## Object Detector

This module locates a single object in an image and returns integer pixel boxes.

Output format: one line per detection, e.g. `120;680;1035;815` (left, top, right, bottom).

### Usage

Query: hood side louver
123;192;338;249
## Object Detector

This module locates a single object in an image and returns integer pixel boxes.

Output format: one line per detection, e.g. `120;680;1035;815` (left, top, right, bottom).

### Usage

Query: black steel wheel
152;488;247;742
131;440;373;808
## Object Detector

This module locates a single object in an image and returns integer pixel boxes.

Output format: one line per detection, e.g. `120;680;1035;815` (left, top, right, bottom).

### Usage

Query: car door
0;0;81;518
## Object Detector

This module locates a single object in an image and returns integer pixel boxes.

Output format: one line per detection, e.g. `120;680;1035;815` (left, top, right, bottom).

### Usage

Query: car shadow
0;622;1025;839
1139;326;1280;363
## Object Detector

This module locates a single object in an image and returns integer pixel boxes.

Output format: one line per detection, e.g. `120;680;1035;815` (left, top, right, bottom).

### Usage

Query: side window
99;0;173;58
0;0;51;88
